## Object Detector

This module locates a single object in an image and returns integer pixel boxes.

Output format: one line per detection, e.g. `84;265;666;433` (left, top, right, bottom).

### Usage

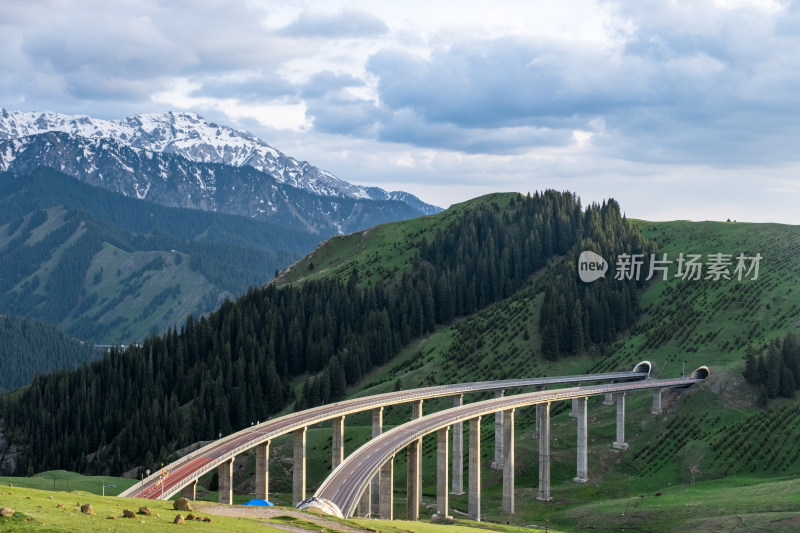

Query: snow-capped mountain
0;108;440;215
0;131;426;235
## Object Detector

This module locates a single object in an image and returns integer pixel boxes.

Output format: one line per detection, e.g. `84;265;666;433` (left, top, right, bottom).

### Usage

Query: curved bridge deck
120;367;650;500
313;375;704;519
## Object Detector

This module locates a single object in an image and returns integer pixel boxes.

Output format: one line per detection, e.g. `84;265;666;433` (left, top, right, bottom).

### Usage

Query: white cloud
2;0;799;222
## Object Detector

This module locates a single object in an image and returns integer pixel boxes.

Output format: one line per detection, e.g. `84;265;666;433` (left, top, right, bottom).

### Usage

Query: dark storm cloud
277;8;388;38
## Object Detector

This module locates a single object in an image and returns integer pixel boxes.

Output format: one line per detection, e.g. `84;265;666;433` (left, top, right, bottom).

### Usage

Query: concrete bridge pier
613;393;629;450
603;392;615;405
379;456;394;520
537;402;552;501
502;408;515;513
293;427;307;505
255;441;270;501
218;457;235;505
569;397;578;418
652;389;663;414
435;426;452;519
180;479;197;500
332;416;345;469
491;390;505;469
468;416;481;521
451;394;465;495
573;397;588;483
364;406;384;516
412;400;424;502
407;438;421;520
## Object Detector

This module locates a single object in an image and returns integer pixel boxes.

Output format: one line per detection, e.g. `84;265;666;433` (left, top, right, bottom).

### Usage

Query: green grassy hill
0;482;550;533
262;213;800;531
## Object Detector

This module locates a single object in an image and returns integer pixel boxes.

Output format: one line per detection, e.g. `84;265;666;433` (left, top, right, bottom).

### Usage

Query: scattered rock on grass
138;506;153;516
123;509;136;518
0;507;14;518
80;503;94;515
173;497;192;511
174;513;185;524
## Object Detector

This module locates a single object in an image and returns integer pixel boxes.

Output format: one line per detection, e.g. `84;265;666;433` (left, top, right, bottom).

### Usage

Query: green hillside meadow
263;211;800;531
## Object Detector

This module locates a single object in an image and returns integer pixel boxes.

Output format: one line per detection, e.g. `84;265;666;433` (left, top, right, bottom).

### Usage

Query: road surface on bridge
314;376;702;517
120;367;650;499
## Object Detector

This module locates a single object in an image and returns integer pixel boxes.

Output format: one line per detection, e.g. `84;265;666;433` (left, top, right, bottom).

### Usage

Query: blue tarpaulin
243;499;274;507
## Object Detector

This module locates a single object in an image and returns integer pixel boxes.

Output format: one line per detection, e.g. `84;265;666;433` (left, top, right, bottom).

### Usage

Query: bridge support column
534;386;545;437
368;407;384;515
407;438;421;520
502;408;515;513
574;397;588;483
218;457;235;505
293;427;307;505
537;403;552;501
332;416;345;469
491;390;505;469
452;394;465;495
412;400;424;502
358;487;371;517
436;426;452;519
603;392;615;405
613;393;629;450
652;389;663;414
379;456;394;520
255;441;270;501
569;397;578;418
180;479;197;501
468;416;481;521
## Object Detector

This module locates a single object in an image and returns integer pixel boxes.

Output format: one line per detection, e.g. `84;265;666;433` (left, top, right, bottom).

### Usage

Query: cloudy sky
2;0;799;223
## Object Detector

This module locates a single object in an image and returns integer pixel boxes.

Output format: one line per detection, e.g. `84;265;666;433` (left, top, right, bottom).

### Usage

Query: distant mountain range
0;167;325;344
0;109;440;234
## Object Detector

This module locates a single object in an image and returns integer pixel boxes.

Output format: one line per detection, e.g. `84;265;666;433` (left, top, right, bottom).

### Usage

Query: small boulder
80;503;94;515
57;504;65;509
203;517;212;522
138;506;153;516
173;497;193;512
174;513;185;524
0;507;14;518
186;513;196;520
122;509;136;518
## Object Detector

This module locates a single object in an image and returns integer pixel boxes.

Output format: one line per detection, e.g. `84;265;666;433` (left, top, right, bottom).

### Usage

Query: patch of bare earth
709;369;758;409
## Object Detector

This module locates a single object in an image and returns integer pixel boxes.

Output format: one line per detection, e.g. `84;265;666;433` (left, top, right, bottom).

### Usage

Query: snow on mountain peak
0;108;440;214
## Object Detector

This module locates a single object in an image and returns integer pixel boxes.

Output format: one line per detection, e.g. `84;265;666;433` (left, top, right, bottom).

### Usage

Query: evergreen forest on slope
0;314;101;394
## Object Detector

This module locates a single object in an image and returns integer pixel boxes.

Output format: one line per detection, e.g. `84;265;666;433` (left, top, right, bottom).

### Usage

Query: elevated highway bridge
309;369;709;520
120;363;655;507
